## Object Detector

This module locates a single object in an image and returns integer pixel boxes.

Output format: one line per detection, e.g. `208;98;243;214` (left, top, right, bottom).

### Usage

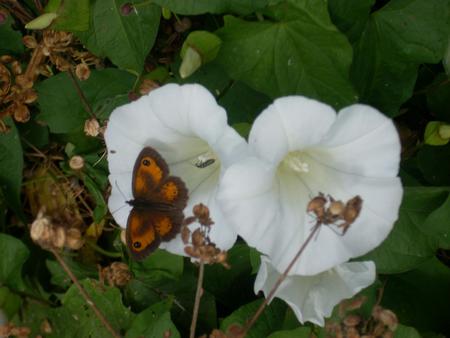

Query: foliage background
0;0;450;337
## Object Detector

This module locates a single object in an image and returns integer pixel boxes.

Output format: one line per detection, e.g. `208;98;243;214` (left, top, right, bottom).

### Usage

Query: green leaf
0;11;24;55
394;324;422;338
427;73;450;123
25;13;59;30
328;0;375;43
62;279;134;337
0;286;21;319
49;0;90;32
383;258;450;335
216;1;357;108
351;0;449;115
126;300;180;338
0;234;29;287
221;298;286;338
151;0;269;15
46;257;98;289
76;0;160;73
132;249;184;281
418;144;450;185
422;193;450;249
0;117;24;217
82;174;108;223
424;121;450;146
218;81;271;125
362;187;448;273
268;327;312;338
36;69;135;133
181;31;222;63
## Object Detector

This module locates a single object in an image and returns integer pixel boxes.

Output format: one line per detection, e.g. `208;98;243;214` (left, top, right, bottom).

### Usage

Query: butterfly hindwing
126;208;161;260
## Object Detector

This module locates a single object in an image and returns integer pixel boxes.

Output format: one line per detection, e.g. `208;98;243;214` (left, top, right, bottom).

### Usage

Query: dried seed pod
13;103;30;123
23;35;38;49
343;314;361;327
343;195;363;224
139;78;159;95
53;226;66;249
65;228;84;250
378;309;398;331
307;194;326;217
75;62;90;81
69;155;85;171
328;200;345;217
193;203;210;220
40;319;52;334
84;118;100;137
181;225;190;244
191;228;204;247
11;60;22;75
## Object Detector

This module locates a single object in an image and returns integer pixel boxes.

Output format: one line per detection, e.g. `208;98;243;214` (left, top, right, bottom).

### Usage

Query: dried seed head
343;314;361;327
23;35;38;49
343;195;363;224
11;60;22;75
84;118;100;137
53;226;66;249
23;89;38;104
65;228;84;250
30;211;53;244
75;63;90;81
193;203;209;220
103;262;132;287
40;319;52;334
69;155;85;170
378;309;398;331
345;327;360;338
307;194;326;215
15;74;33;89
13;103;30;123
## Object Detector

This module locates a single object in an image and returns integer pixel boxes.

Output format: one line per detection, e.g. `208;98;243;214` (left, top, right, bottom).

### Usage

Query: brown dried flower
75;62;90;81
102;262;132;287
69;155;85;171
139;78;159;95
84;118;100;137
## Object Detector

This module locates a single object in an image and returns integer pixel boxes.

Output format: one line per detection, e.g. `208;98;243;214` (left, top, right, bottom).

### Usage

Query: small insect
307;193;363;235
110;149;116;154
195;158;216;168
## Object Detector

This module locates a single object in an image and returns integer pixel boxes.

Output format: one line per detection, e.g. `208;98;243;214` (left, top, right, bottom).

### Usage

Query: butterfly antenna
110;180;129;215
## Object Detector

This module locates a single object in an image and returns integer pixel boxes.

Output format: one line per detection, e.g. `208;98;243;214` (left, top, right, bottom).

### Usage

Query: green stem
86;239;123;258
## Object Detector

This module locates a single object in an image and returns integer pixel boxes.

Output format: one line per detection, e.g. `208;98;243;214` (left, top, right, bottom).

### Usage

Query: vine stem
67;68;96;118
51;249;121;338
190;261;205;338
240;222;322;337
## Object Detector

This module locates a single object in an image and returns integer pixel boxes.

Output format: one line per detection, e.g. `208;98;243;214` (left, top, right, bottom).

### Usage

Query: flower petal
312;104;401;177
255;257;375;326
249;96;336;165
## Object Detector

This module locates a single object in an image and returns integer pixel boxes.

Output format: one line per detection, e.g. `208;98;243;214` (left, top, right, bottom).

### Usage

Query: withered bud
181;225;190;244
378;309;398;331
328;200;345;216
23;35;38;49
191;228;204;247
0;120;10;133
65;228;84;250
307;194;326;215
183;216;196;226
69;155;85;170
40;319;52;334
121;3;134;15
30;211;53;244
53;226;66;249
343;314;361;327
139;78;159;95
53;55;71;71
15;74;33;89
75;63;90;81
343;195;363;224
184;245;200;258
84;118;100;137
345;327;360;338
0;55;13;63
13;103;30;123
174;17;192;33
193;203;209;220
11;60;22;75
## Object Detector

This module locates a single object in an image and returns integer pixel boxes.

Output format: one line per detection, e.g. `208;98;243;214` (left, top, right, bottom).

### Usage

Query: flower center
282;151;310;173
194;150;218;169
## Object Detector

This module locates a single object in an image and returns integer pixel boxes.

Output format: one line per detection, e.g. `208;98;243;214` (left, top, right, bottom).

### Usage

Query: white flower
255;256;376;326
105;83;247;255
218;96;403;275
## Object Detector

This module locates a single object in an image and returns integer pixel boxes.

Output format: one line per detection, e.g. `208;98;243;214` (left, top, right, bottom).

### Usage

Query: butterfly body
125;147;188;260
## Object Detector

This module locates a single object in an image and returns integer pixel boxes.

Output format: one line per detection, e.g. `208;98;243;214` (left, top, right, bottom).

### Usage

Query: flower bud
13;103;30;123
23;35;38;49
75;63;90;81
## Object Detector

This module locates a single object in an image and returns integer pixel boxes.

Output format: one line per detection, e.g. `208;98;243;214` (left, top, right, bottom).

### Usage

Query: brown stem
51;249;121;338
67;67;96;118
24;46;46;82
1;0;34;24
190;261;205;338
240;222;322;337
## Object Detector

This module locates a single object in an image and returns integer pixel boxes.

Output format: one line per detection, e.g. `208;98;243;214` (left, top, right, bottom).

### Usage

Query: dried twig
51;249;121;338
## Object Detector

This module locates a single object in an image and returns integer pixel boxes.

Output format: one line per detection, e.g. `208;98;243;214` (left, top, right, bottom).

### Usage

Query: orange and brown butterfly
125;147;188;260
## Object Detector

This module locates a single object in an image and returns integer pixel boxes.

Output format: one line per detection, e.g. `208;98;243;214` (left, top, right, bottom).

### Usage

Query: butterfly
125;147;188;260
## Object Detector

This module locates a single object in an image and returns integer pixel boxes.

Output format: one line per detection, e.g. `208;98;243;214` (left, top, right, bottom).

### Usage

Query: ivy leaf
216;0;357;109
361;187;448;274
0;11;24;55
0;117;24;218
151;0;269;15
50;0;90;32
351;0;449;116
46;257;98;289
36;69;135;133
76;0;160;73
221;298;286;338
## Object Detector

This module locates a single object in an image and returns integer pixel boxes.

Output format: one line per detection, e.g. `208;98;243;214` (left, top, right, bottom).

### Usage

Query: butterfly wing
132;147;169;200
126;208;161;260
